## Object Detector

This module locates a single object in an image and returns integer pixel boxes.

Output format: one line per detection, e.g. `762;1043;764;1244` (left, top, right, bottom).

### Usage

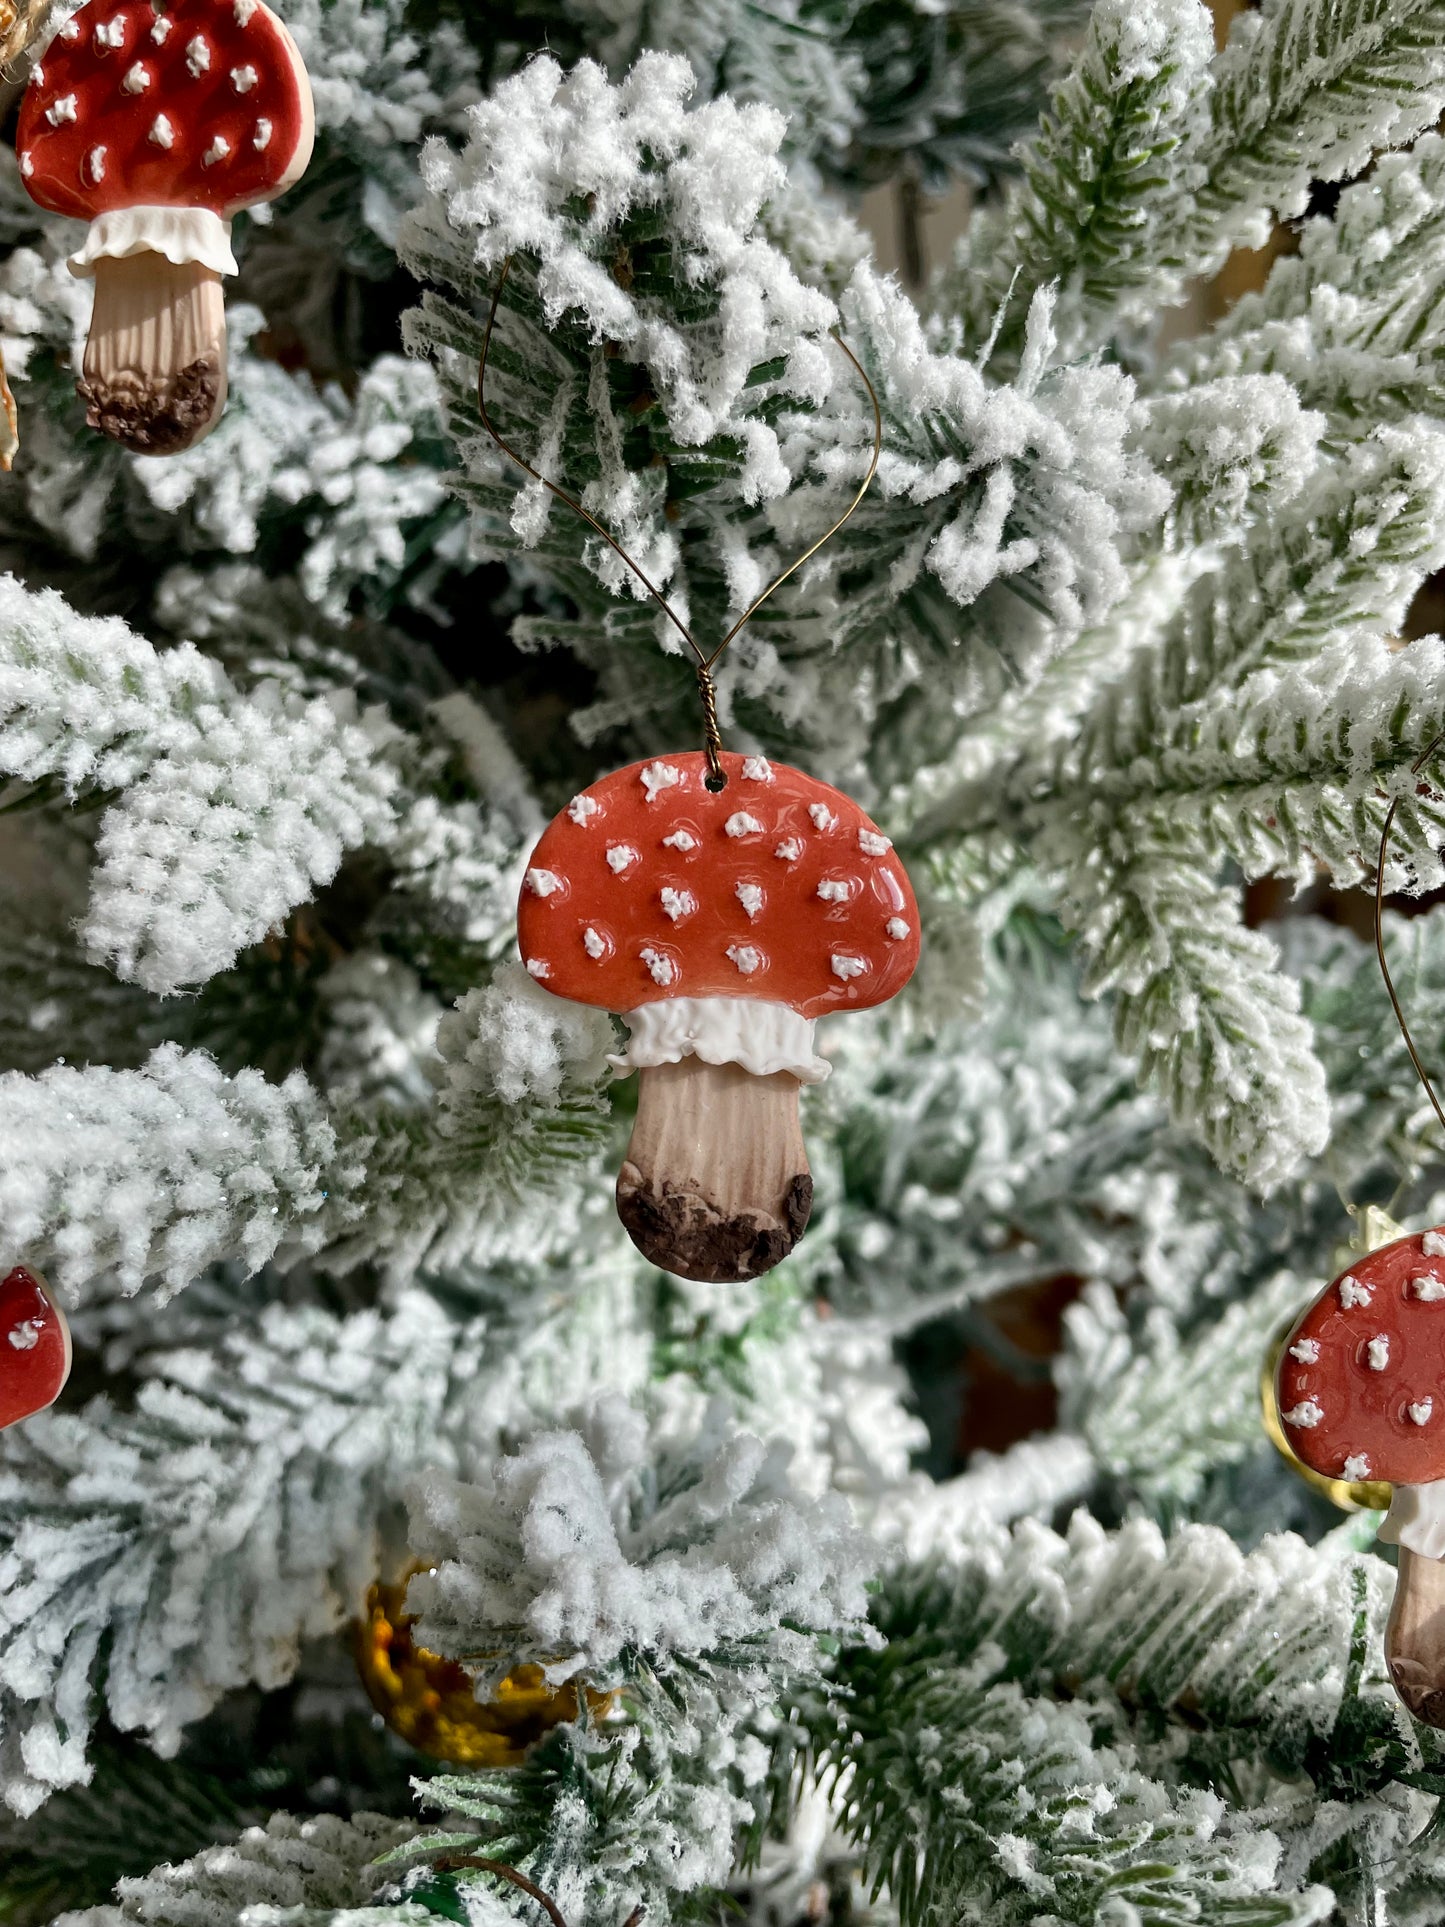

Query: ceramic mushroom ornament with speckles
0;1266;71;1429
1276;1226;1445;1727
518;750;920;1283
17;0;313;453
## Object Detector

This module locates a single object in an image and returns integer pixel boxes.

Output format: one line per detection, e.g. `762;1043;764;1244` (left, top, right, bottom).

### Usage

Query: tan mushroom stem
616;1056;812;1284
1387;1541;1445;1727
80;252;227;456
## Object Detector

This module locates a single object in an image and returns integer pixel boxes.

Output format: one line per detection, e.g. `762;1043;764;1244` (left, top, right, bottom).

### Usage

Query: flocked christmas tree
9;0;1445;1920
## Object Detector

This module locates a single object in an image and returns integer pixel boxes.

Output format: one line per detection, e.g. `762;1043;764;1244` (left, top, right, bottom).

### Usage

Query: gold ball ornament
354;1574;595;1767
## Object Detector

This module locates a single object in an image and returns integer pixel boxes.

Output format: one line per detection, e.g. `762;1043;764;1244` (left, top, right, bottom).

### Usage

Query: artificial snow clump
406;1392;876;1693
436;962;616;1109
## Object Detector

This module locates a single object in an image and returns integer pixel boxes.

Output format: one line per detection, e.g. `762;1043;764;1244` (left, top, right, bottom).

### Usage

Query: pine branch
0;1294;467;1815
1194;0;1445;265
939;0;1215;368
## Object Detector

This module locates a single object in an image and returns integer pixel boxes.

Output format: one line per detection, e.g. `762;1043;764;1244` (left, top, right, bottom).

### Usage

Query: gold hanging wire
428;1855;642;1927
476;253;882;786
1375;731;1445;1144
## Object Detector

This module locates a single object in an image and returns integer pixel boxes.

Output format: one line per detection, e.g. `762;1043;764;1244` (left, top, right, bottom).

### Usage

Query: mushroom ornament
0;1265;71;1429
16;0;313;453
1276;1226;1445;1727
517;750;920;1283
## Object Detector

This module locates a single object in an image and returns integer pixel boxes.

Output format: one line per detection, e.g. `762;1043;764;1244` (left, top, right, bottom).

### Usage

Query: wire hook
1375;731;1445;1144
430;1856;642;1927
476;253;883;780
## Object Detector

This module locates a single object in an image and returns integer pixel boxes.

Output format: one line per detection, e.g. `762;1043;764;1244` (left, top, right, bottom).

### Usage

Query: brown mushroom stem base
1386;1544;1445;1727
616;1057;811;1283
79;253;227;456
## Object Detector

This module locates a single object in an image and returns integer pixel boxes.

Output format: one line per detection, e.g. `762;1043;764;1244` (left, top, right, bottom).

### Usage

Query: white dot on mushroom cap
149;112;175;147
1288;1337;1319;1363
28;60;41;84
725;811;764;838
1411;1398;1435;1425
810;803;838;832
1367;1335;1390;1370
640;761;682;802
775;838;801;862
58;17;78;36
831;954;868;981
122;61;150;92
45;93;78;125
150;14;172;39
817;879;850;902
582;928;605;959
1425;1231;1445;1257
660;887;697;922
202;135;231;166
727;944;763;975
526;958;550;980
93;16;126;48
1413;1275;1445;1301
1339;1274;1373;1309
741;756;774;782
253;118;273;150
662;830;696;852
234;0;259;22
7;1318;39;1351
1343;1453;1372;1481
524;868;563;897
86;146;106;183
886;917;911;940
186;34;211;75
606;844;638;874
736;882;764;920
17;151;31;177
231;63;259;91
640;947;677;987
1282;1399;1323;1428
859;828;892;856
567;794;600;826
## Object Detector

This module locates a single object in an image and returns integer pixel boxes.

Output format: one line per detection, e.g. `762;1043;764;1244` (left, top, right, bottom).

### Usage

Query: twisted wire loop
476;253;883;782
1375;730;1445;1144
430;1856;643;1927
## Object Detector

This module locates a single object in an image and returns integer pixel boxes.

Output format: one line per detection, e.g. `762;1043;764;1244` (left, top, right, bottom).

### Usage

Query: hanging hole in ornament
704;769;727;793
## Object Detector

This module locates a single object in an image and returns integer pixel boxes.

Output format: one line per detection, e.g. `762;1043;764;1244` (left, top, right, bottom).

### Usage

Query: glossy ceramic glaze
19;0;312;223
1276;1228;1445;1485
0;1265;71;1429
518;750;920;1020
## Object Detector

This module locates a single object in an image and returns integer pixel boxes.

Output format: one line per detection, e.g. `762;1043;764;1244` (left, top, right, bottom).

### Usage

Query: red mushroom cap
17;0;312;223
517;751;920;1019
1275;1228;1445;1487
0;1265;71;1429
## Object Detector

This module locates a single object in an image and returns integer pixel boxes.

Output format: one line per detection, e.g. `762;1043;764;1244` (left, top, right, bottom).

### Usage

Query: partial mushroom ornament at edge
517;751;920;1284
16;0;313;453
1276;1226;1445;1726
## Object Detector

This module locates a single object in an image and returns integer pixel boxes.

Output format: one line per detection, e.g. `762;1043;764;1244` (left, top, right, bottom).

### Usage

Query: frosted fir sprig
942;0;1215;369
0;968;614;1303
812;1516;1442;1927
1173;131;1445;434
0;1295;471;1815
403;53;1167;776
90;1812;431;1927
0;1044;356;1299
406;1391;877;1699
0;577;402;994
324;964;616;1280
